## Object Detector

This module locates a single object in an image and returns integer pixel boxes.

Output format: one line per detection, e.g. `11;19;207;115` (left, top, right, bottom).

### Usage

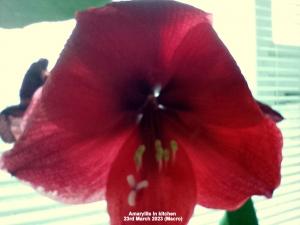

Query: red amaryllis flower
0;1;283;224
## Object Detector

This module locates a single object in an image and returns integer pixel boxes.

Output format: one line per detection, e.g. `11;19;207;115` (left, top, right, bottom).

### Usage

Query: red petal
106;127;196;225
1;94;134;204
20;86;43;132
0;114;17;143
41;1;212;134
256;101;284;123
163;113;282;210
159;21;264;128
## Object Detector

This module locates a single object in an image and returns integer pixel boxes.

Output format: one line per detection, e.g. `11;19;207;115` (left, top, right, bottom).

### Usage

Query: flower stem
219;198;259;225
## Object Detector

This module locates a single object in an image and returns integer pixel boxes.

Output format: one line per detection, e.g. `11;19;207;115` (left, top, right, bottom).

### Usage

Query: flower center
134;92;178;173
127;88;180;206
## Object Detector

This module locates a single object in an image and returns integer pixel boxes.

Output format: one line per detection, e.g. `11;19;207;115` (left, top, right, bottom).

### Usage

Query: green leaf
219;198;259;225
0;0;111;29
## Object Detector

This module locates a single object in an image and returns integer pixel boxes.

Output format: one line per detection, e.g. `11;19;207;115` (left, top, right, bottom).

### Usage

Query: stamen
134;145;146;170
135;140;179;172
155;140;164;170
170;140;178;162
155;140;164;161
163;149;170;162
170;140;178;152
127;174;149;206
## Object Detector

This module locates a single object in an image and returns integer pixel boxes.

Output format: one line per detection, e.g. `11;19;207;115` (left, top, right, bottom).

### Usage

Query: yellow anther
155;140;162;149
134;145;146;165
170;140;178;152
156;148;163;161
163;149;170;162
134;155;140;165
155;140;164;161
137;145;146;155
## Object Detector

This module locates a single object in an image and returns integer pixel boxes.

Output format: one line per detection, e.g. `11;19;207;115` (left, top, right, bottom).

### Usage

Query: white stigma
127;174;148;206
127;174;135;187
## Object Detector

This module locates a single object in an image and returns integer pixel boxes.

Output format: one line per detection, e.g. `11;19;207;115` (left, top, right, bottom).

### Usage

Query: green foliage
220;198;259;225
0;0;111;28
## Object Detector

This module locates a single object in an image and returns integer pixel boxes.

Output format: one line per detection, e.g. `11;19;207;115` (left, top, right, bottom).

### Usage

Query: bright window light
272;0;300;46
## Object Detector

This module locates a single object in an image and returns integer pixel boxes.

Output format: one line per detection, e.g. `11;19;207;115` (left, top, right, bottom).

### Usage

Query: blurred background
0;0;299;224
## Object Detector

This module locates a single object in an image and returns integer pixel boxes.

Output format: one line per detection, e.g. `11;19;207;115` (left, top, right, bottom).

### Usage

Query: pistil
127;174;148;206
128;90;180;206
138;92;164;173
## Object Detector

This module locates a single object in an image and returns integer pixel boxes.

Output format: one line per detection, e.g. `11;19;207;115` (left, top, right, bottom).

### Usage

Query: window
272;0;300;46
252;1;300;224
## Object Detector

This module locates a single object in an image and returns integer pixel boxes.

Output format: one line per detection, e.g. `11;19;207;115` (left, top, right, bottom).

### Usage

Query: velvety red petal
0;114;16;143
162;113;282;210
159;22;264;128
20;86;43;132
106;127;196;225
256;101;284;123
41;1;212;134
0;95;134;204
